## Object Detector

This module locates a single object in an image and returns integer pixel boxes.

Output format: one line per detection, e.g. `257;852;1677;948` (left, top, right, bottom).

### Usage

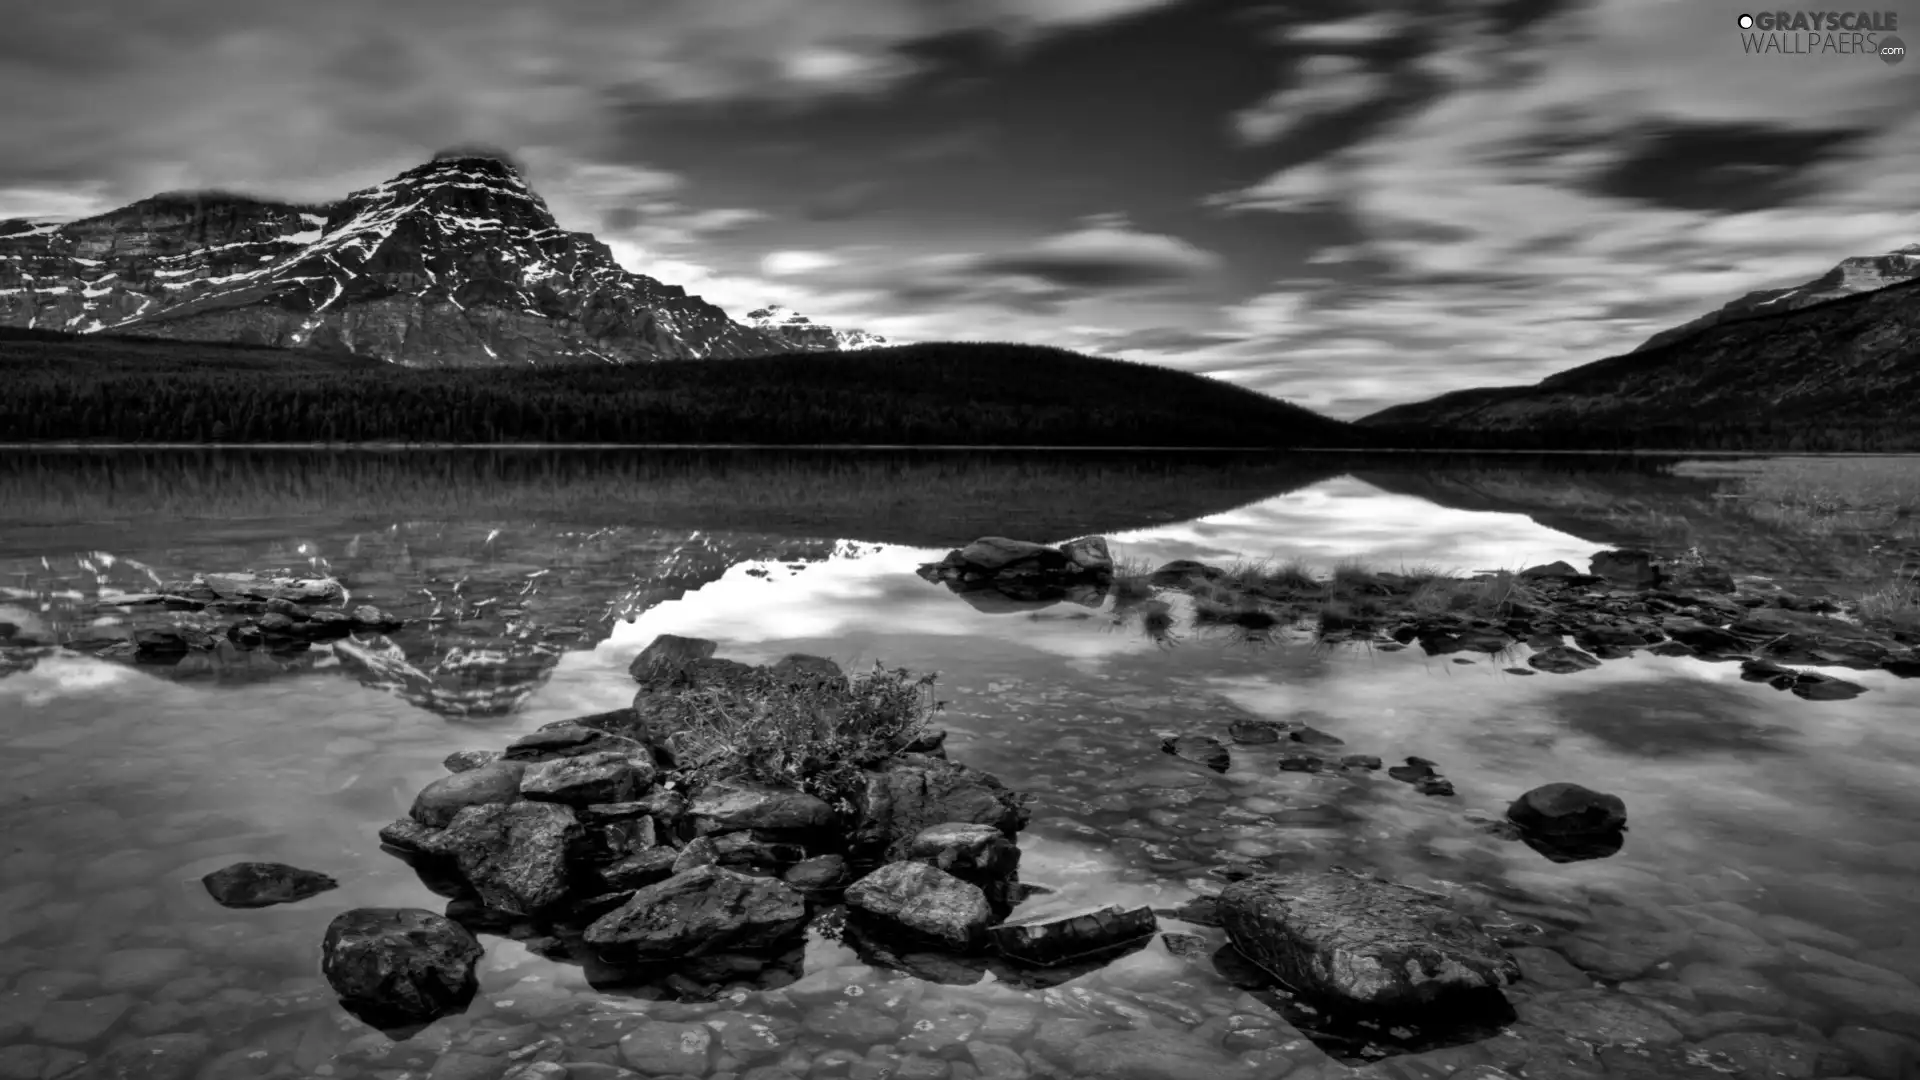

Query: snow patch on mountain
745;304;891;351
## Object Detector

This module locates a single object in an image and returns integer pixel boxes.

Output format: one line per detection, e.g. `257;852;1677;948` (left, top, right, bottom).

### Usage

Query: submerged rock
990;904;1159;967
845;861;995;951
1229;718;1289;744
320;908;481;1029
201;862;339;909
1217;868;1521;1011
1162;734;1232;772
583;865;807;957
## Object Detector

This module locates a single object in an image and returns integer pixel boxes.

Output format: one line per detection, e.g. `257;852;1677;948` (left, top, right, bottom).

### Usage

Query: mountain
1635;243;1920;351
0;149;789;365
1358;268;1920;445
746;304;890;351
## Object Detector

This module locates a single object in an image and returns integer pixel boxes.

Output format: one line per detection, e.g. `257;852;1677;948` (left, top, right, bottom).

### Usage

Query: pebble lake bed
3;449;1920;1080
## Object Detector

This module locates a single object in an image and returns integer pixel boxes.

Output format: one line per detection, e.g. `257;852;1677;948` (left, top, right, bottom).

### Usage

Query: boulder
952;537;1073;574
582;865;808;957
519;750;654;805
851;758;1029;861
628;633;717;685
1590;550;1662;588
409;760;528;828
599;848;680;891
1060;536;1114;573
1519;561;1582;581
200;862;339;909
688;781;834;834
1507;783;1627;836
320;908;481;1028
1217;868;1521;1011
990;904;1158;967
377;819;441;854
1228;719;1289;744
442;749;501;773
784;854;847;891
769;653;844;686
423;801;583;915
845;862;995;951
903;822;1021;881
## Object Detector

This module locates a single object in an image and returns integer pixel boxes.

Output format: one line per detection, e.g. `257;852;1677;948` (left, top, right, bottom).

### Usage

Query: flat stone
409;760;528;828
1528;645;1602;674
519;751;653;805
618;1021;713;1075
98;948;193;993
71;1032;212;1080
1217;868;1520;1010
582;865;807;957
200;862;339;908
688;781;833;833
904;822;1021;880
423;802;582;916
845;862;994;951
989;904;1158;967
34;994;132;1045
1515;989;1684;1045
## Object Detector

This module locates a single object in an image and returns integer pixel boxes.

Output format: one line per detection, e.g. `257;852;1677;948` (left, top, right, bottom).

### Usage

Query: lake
2;449;1918;1080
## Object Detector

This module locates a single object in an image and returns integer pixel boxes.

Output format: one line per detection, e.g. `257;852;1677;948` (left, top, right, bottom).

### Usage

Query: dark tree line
0;338;1356;447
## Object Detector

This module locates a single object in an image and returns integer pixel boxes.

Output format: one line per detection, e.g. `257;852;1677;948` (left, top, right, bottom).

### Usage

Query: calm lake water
2;449;1918;1080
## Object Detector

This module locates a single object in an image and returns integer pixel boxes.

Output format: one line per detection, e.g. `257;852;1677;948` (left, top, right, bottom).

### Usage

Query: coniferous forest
0;329;1357;447
3;327;1917;451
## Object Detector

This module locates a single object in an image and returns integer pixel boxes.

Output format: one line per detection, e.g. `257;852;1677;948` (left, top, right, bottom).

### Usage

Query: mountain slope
1635;243;1920;351
746;304;889;351
0;150;788;365
1358;276;1920;438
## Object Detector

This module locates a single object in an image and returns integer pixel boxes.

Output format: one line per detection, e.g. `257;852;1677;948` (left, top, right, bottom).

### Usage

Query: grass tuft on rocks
661;662;940;813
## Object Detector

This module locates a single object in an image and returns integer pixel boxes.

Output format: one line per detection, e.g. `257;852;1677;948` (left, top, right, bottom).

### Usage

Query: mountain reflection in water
2;448;1918;1078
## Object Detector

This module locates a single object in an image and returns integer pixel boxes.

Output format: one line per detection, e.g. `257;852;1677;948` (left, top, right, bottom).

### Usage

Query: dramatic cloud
971;222;1224;290
1231;55;1391;145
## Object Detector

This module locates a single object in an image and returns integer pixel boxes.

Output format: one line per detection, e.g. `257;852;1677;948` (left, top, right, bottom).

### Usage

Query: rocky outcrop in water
200;862;339;909
320;907;483;1031
916;535;1116;613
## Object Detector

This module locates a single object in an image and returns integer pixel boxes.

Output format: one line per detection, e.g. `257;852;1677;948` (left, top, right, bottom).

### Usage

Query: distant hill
1634;243;1920;352
0;330;1361;447
1358;275;1920;452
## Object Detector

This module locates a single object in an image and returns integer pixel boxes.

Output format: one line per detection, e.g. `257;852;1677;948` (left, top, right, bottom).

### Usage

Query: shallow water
3;449;1918;1080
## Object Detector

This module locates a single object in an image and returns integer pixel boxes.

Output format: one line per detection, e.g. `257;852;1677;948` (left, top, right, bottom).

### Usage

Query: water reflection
3;450;1920;1078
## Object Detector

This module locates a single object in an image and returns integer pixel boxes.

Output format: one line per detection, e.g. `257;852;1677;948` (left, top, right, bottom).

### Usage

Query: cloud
1193;0;1920;418
971;221;1223;290
0;0;1191;205
1232;54;1391;145
760;250;842;276
1282;12;1410;46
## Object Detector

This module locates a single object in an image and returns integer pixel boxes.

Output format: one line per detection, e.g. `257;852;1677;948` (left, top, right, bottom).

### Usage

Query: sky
0;0;1915;418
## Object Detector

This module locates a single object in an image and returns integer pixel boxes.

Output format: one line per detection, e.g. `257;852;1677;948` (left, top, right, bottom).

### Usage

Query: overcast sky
1;0;1914;417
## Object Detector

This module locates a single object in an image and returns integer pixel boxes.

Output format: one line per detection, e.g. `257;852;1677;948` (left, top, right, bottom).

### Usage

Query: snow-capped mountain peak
746;303;891;351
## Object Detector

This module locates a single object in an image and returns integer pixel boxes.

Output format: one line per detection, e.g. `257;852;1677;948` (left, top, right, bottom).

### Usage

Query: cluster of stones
45;571;403;664
1132;545;1918;701
322;634;1173;1030
915;535;1116;613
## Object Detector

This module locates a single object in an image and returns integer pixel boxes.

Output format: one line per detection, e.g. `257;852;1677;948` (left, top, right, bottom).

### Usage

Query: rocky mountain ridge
1635;242;1920;351
745;304;890;351
0;152;875;366
1360;253;1920;436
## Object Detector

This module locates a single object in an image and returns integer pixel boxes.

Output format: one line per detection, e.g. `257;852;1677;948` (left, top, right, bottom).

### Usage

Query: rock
1341;754;1383;770
424;802;582;915
1289;725;1345;746
1679;963;1793;1013
320;908;481;1028
69;1032;212;1080
1278;753;1323;772
34;995;132;1045
844;862;994;951
1217;868;1520;1011
1670;564;1737;593
1695;1032;1834;1079
783;854;847;891
409;760;528;828
618;1021;714;1075
1149;559;1223;586
1161;734;1231;772
1508;783;1627;835
520;751;654;805
1591;550;1662;587
1528;645;1603;674
904;822;1021;881
851;758;1028;861
600;847;679;890
688;781;834;833
200;862;338;908
953;537;1073;573
1039;1027;1248;1080
627;633;717;685
502;724;643;763
349;604;404;631
582;865;807;957
990;904;1158;967
1789;672;1869;701
768;653;844;685
443;749;502;773
1509;945;1594;990
1558;929;1689;980
96;948;190;994
1228;719;1288;744
1832;1026;1920;1080
1051;536;1116;576
378;819;441;853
